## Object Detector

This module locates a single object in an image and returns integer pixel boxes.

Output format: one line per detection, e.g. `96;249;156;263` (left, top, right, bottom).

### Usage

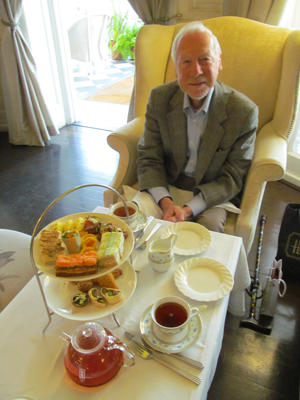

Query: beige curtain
0;0;59;146
223;0;288;25
127;0;170;24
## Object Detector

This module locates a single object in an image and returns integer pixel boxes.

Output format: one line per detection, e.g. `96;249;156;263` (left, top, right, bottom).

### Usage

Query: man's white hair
171;21;222;62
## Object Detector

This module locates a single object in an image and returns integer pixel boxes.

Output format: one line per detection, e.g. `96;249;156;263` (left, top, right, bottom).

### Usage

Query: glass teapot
63;321;135;387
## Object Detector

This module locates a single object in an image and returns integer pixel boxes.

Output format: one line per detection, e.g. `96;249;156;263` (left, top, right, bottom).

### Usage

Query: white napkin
122;185;241;218
123;186;163;219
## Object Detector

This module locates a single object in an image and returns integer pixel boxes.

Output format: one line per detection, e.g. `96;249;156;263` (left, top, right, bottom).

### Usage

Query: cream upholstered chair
103;16;300;256
0;230;33;312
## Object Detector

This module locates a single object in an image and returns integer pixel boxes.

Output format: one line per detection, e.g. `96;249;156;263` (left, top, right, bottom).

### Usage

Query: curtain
0;0;59;146
127;0;171;121
127;0;170;24
223;0;288;25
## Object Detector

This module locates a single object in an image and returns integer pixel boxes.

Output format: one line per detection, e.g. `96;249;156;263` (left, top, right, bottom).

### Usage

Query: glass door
22;0;137;130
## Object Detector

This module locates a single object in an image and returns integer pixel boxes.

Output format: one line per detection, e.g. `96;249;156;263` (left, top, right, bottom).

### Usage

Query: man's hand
159;197;193;222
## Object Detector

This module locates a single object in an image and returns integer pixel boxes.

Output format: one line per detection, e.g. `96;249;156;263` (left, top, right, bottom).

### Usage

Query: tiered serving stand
30;184;135;332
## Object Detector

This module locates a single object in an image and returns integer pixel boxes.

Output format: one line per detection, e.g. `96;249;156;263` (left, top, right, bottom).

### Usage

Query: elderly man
137;21;258;232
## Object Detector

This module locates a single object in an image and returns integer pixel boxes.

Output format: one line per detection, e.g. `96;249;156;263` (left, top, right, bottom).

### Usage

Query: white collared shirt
149;88;214;216
183;88;214;177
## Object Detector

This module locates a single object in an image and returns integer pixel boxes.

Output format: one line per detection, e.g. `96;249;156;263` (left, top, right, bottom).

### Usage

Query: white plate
33;212;134;281
140;305;202;354
174;257;234;301
43;260;136;321
160;222;211;255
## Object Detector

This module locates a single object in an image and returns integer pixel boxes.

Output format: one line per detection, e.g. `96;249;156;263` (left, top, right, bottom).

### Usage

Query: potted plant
108;5;142;61
108;6;129;60
112;21;142;60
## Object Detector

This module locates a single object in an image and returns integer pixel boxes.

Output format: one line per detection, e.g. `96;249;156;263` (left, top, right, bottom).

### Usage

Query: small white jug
148;233;177;273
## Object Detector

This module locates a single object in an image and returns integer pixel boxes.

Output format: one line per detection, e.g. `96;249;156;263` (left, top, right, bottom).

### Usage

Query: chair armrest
103;116;145;207
235;123;288;255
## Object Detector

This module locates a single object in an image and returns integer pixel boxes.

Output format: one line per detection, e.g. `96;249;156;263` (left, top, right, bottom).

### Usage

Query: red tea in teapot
64;327;124;387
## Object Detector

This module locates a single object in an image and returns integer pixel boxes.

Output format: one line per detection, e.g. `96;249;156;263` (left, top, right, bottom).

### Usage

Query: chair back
0;230;33;312
68;14;111;64
134;17;300;139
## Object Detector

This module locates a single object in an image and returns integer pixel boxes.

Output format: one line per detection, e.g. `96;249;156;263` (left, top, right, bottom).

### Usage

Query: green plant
112;21;142;60
108;6;129;45
108;4;142;60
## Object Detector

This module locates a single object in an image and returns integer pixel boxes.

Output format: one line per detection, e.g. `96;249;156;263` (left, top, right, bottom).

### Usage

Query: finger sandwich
97;232;124;268
39;230;65;265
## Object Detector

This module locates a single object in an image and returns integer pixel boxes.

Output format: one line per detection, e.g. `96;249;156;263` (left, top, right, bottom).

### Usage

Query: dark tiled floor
1;126;300;399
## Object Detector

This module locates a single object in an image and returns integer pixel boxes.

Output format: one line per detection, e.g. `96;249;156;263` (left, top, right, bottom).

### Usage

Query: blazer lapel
166;87;187;170
195;82;228;183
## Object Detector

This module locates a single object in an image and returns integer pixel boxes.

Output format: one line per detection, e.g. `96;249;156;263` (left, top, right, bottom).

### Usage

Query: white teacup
109;201;139;227
151;296;199;342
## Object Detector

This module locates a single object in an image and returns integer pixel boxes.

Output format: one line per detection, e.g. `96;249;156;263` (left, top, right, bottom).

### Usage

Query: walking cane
240;215;272;334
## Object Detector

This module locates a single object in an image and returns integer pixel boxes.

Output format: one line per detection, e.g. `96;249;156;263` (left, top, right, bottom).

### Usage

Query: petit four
72;293;89;307
77;280;94;293
101;288;123;305
88;288;106;308
56;251;98;277
92;272;118;289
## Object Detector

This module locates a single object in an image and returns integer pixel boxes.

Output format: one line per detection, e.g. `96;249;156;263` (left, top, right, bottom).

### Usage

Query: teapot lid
71;322;106;354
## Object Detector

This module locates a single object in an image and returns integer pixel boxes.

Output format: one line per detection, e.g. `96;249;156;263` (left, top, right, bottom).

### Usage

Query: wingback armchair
103;16;300;256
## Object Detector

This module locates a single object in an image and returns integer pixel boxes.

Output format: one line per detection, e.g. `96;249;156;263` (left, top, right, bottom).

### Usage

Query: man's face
175;31;222;110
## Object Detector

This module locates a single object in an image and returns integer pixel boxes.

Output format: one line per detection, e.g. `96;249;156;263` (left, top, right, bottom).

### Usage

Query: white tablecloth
0;208;250;400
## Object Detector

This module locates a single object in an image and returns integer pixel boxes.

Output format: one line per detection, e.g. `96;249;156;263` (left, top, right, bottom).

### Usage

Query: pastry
97;247;120;268
77;280;94;292
72;293;89;307
88;288;106;308
112;268;123;279
93;272;118;289
56;251;98;277
101;288;123;305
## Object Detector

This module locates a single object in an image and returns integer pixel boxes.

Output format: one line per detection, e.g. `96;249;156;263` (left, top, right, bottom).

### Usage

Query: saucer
131;210;147;233
140;305;202;354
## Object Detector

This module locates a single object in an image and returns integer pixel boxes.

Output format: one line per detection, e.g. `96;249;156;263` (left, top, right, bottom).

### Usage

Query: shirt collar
183;87;214;115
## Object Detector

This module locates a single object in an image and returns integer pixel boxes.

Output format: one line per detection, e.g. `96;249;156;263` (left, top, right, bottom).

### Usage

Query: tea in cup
109;201;138;227
151;296;199;342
